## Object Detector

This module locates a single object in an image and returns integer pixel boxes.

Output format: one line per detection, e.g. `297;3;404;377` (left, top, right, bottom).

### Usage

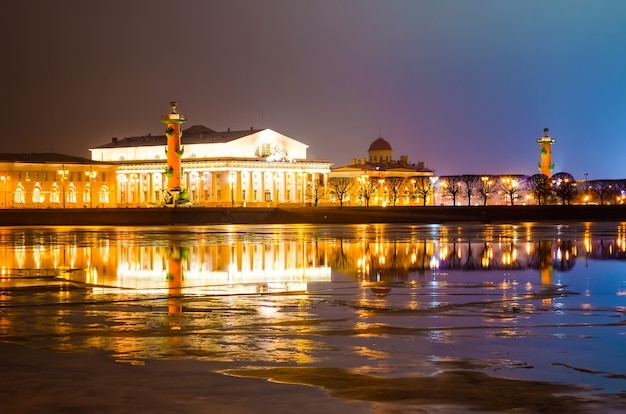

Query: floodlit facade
0;153;117;208
90;123;332;207
330;136;435;206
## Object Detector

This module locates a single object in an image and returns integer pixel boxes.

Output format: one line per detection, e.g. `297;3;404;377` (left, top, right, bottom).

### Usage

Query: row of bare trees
326;176;438;207
315;173;626;207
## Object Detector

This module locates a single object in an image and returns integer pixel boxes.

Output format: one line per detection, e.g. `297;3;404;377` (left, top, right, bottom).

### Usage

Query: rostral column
160;102;187;204
537;127;556;178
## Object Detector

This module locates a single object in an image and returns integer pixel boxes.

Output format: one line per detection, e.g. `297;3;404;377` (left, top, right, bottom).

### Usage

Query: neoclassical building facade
90;124;332;207
330;137;436;206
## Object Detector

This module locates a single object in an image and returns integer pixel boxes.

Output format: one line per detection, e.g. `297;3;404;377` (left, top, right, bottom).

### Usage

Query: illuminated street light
0;175;7;208
228;170;236;207
57;168;69;208
87;170;97;208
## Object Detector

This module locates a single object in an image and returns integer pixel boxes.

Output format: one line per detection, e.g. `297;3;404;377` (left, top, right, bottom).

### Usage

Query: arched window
84;186;91;204
50;185;60;203
14;186;25;204
68;185;77;204
99;186;110;204
32;186;43;203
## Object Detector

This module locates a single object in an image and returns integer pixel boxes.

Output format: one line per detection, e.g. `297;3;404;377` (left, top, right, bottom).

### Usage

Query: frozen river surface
0;222;625;413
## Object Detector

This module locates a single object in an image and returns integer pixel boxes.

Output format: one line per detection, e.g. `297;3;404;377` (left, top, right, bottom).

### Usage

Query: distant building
330;136;435;206
0;153;117;208
90;110;332;207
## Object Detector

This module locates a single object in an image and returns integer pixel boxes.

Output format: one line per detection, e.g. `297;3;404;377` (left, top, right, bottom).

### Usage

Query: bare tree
499;176;524;206
526;174;551;205
305;179;324;206
412;176;435;206
328;177;353;207
476;175;497;206
356;176;379;206
384;176;405;206
589;180;620;205
551;172;577;205
460;175;481;206
440;175;462;206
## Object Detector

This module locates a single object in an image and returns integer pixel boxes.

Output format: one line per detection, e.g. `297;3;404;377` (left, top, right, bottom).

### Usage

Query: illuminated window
68;186;77;203
14;187;25;204
258;143;271;157
32;187;43;203
51;186;60;203
99;186;109;204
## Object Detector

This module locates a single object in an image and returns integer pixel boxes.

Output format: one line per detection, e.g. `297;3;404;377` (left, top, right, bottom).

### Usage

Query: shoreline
0;205;625;226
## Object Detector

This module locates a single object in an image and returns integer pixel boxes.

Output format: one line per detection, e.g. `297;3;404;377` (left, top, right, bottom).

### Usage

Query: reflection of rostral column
538;240;554;307
537;128;556;177
160;102;187;204
166;246;184;330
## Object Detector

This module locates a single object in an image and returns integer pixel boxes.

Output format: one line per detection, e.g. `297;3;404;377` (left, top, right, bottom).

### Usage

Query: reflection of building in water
0;232;330;295
106;240;331;294
6;227;626;292
326;235;581;285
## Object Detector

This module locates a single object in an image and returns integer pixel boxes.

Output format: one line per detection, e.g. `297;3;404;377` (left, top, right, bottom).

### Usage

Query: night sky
4;1;626;179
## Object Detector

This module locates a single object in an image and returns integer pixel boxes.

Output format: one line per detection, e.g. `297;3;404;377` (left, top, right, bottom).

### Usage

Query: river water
0;222;625;413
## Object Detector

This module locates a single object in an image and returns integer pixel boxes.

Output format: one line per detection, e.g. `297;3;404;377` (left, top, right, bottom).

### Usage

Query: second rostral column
161;102;187;205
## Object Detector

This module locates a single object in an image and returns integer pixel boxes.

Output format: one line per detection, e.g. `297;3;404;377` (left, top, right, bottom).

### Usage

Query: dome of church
368;137;392;151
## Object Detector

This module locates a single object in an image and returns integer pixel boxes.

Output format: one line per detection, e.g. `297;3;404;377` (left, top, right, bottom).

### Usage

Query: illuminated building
537;128;556;177
330;136;435;206
0;153;117;208
90;103;331;207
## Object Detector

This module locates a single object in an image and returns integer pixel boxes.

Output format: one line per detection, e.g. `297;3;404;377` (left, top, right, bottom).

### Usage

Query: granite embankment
0;205;625;226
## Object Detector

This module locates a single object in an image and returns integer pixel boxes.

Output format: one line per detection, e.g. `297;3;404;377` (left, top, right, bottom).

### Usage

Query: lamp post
87;170;97;208
429;176;439;206
228;170;236;207
584;172;589;204
299;171;305;205
0;175;6;208
57;168;69;208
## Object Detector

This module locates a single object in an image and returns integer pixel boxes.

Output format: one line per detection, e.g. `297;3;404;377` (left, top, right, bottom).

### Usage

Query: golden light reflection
2;225;626;368
0;226;602;299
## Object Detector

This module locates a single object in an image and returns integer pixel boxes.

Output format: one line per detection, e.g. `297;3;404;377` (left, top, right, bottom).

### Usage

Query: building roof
92;125;264;149
368;137;392;151
0;153;104;164
332;161;433;174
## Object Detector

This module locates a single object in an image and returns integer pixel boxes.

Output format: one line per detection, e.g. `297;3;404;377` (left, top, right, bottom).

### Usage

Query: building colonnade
115;160;329;207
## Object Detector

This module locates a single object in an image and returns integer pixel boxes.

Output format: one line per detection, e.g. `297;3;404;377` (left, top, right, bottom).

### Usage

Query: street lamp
298;171;305;205
228;170;236;207
429;176;439;206
0;175;6;208
86;170;97;208
57;168;69;208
